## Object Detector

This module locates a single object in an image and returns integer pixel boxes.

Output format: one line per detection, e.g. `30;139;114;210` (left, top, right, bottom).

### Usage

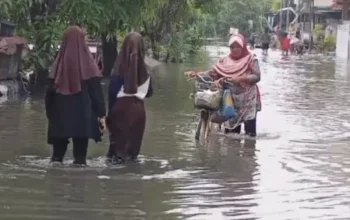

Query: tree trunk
101;34;118;77
149;35;160;60
164;52;170;63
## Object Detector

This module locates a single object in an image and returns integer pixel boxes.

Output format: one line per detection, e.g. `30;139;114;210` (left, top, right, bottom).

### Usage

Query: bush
313;24;325;43
322;35;336;52
313;24;336;52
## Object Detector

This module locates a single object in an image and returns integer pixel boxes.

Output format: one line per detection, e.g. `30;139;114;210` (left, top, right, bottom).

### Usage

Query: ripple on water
1;155;208;181
1;50;350;219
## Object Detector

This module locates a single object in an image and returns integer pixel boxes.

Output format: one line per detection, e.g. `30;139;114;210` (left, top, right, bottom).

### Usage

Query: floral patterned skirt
224;85;260;129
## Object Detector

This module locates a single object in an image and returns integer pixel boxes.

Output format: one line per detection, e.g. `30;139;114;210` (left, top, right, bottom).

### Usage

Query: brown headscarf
49;26;102;95
111;32;149;94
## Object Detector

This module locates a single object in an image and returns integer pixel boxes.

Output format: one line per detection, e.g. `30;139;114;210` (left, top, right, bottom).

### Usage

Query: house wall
314;0;333;8
295;0;333;8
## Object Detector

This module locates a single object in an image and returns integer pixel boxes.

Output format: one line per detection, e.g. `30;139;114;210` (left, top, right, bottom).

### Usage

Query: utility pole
343;0;349;21
279;0;283;30
309;0;314;51
286;0;290;32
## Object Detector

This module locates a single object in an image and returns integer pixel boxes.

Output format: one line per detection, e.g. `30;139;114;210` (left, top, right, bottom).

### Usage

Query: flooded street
1;48;350;219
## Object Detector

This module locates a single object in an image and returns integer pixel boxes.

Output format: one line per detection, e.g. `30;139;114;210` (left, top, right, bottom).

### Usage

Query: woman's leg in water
106;134;117;164
225;119;256;136
72;138;88;165
52;139;69;162
225;125;241;134
244;119;257;137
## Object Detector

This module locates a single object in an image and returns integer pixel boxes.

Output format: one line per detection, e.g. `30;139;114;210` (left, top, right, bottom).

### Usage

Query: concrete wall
336;23;350;58
314;0;333;8
296;0;333;8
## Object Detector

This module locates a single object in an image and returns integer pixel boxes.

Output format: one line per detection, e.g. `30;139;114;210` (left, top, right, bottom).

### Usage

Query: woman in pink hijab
186;34;261;136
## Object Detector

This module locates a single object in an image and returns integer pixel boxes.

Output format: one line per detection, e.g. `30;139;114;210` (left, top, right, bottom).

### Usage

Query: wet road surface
1;48;350;219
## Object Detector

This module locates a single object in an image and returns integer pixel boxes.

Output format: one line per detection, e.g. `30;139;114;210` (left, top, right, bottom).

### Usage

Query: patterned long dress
196;58;261;129
223;59;261;129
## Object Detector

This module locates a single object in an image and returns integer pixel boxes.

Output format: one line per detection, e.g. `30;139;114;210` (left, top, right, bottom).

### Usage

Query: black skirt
262;43;269;50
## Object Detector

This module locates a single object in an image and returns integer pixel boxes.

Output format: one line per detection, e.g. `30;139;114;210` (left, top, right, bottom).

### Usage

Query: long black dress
45;77;106;144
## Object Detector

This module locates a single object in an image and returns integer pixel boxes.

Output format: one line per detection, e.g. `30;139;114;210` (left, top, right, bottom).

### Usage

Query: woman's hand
184;71;197;78
226;75;242;83
213;78;223;89
99;117;106;133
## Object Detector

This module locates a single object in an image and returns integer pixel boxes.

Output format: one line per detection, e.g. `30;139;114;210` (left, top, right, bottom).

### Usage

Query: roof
331;0;348;10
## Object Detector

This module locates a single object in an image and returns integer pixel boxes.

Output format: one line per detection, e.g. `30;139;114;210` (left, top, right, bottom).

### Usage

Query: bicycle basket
194;89;222;111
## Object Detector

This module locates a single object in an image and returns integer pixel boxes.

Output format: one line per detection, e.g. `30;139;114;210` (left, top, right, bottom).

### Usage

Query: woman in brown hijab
106;32;153;164
45;26;106;166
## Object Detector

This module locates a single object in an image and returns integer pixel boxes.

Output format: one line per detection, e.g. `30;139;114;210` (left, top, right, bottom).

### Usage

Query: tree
0;0;143;75
0;0;274;73
271;0;281;13
199;0;267;38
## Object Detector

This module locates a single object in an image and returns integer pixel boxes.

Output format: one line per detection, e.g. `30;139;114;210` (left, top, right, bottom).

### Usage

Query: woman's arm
240;60;261;84
108;75;123;111
45;79;55;119
185;69;220;80
146;76;153;98
88;77;106;118
189;69;221;81
207;70;221;81
248;60;261;83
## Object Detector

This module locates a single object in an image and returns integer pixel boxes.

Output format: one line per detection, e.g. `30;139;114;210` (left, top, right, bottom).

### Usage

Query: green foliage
0;0;143;71
0;0;64;70
29;19;66;70
271;0;281;13
140;0;207;62
0;0;274;67
0;0;43;21
312;24;335;52
322;35;336;52
313;24;325;43
197;0;267;38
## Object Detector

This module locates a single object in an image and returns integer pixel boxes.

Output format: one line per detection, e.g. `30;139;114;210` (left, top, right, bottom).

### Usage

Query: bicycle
192;73;250;140
193;73;222;140
195;108;212;140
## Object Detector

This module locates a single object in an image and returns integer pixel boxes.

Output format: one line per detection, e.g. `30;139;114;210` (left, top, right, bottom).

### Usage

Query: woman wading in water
45;26;106;165
107;32;153;164
186;34;261;137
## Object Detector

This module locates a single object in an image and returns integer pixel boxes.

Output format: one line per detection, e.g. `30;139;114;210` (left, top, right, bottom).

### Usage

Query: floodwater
1;48;350;220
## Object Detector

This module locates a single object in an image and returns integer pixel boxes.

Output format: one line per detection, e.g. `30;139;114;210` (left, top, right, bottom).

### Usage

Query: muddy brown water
1;48;350;219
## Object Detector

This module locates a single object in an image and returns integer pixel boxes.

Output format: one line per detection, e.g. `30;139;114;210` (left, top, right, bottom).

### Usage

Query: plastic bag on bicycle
194;72;222;110
210;89;237;124
194;89;222;110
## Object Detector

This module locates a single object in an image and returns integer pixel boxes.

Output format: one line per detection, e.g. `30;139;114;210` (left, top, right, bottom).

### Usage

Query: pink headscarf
213;34;255;77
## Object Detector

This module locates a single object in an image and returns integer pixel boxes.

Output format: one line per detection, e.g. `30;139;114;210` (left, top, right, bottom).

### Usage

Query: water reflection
1;49;350;219
166;138;258;219
0;95;7;106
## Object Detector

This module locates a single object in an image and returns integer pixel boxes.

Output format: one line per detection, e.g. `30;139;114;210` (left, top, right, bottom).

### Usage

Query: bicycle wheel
195;117;203;140
203;115;211;140
195;110;210;140
202;110;211;140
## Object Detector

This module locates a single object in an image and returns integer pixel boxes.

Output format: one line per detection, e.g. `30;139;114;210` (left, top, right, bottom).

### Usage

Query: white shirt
117;77;150;100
